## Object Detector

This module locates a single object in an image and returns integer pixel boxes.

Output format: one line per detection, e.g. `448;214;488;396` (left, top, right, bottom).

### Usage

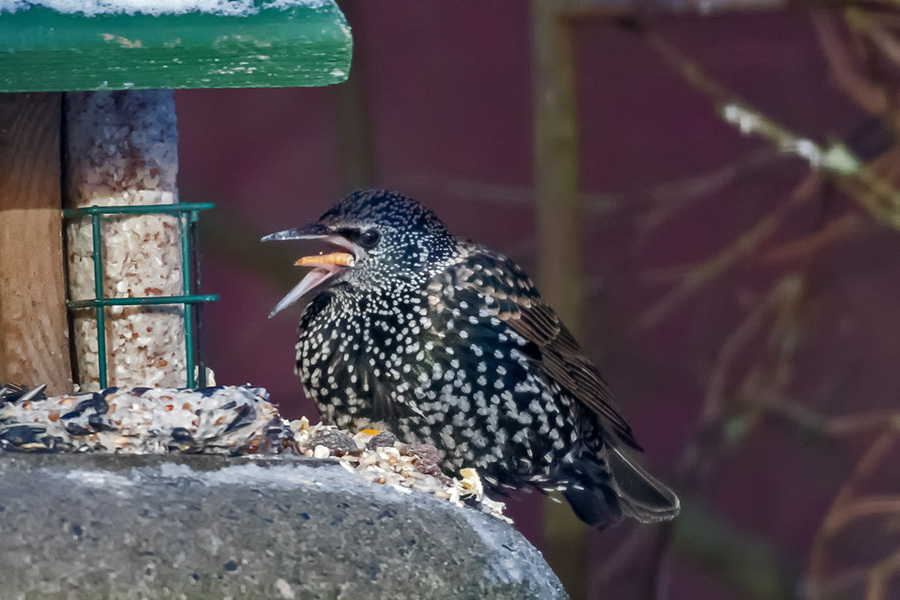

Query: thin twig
394;172;618;215
761;399;900;437
705;276;806;422
638;175;819;329
813;11;889;117
866;548;900;600
826;494;900;532
760;211;869;264
639;149;781;233
806;430;900;599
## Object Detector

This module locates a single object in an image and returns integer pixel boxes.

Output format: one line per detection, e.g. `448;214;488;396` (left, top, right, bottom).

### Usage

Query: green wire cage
62;203;218;390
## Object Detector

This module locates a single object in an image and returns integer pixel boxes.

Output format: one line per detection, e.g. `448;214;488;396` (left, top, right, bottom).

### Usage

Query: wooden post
531;2;588;599
0;92;72;395
334;1;376;190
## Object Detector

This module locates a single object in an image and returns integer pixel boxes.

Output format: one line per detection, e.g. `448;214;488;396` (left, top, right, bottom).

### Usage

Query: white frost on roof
0;0;330;17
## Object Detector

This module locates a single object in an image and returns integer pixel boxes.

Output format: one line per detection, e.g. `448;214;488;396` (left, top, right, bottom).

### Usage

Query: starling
264;189;679;529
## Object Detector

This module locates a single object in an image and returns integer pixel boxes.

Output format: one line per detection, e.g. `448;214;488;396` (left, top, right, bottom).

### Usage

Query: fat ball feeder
0;0;352;393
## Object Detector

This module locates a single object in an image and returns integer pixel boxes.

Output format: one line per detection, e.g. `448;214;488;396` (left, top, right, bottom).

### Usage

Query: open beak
262;226;362;318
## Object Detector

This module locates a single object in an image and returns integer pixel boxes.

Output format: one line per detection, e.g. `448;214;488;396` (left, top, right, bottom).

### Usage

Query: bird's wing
442;244;642;451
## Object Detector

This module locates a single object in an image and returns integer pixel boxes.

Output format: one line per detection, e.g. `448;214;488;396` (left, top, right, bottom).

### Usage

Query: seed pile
289;417;508;520
0;385;288;454
0;383;508;521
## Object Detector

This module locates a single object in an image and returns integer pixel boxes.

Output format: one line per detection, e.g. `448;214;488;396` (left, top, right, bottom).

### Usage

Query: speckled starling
263;189;679;529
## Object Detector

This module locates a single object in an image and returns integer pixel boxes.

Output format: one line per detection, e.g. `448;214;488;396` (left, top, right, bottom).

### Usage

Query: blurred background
176;1;900;599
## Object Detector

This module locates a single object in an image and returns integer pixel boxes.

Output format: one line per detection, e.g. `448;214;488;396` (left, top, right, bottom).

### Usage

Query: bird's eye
358;229;380;249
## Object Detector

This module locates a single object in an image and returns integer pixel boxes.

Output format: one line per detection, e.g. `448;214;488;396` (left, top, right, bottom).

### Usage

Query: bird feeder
0;1;352;394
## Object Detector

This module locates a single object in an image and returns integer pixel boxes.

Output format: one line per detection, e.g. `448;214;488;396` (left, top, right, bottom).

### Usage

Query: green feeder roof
0;0;351;92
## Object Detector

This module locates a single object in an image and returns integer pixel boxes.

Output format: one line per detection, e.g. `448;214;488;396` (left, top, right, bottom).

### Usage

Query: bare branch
638;176;819;329
760;211;870;264
813;11;889;116
807;431;900;599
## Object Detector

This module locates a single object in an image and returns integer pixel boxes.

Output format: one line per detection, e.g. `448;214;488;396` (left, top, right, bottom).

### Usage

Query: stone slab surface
0;454;568;599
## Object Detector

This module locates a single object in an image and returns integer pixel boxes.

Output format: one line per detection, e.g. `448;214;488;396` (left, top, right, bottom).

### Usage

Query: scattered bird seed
365;431;398;450
309;428;357;456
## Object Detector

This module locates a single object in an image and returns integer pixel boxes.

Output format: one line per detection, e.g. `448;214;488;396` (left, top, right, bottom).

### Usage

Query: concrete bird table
0;2;567;598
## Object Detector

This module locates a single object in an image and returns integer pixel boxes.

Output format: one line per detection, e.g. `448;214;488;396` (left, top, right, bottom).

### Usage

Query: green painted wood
0;3;351;92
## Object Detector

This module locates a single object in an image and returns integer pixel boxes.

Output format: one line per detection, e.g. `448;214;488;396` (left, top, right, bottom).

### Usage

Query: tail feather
562;447;680;529
607;447;680;524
